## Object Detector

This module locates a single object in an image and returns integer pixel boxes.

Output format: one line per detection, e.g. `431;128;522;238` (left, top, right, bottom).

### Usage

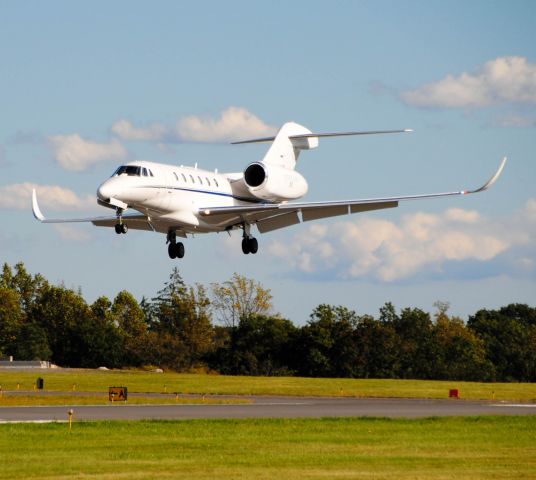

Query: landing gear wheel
242;238;250;254
248;237;258;254
121;224;128;234
242;237;258;255
115;224;122;234
168;241;185;259
176;242;185;259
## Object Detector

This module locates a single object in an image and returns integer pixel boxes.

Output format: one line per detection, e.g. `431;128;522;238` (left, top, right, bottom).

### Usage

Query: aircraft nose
97;182;113;201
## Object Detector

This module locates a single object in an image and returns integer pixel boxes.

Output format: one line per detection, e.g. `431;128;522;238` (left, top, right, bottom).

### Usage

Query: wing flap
257;211;301;233
301;205;348;222
350;201;398;214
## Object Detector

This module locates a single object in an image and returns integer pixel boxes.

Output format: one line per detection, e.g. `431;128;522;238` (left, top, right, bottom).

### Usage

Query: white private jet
32;121;506;259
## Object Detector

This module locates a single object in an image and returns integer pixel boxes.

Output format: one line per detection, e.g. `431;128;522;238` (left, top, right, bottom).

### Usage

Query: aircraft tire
114;224;122;234
176;242;185;258
121;224;128;234
249;237;258;254
168;243;177;259
241;238;250;254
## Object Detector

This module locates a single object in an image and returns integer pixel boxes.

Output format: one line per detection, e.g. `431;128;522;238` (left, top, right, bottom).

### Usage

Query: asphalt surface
1;395;535;422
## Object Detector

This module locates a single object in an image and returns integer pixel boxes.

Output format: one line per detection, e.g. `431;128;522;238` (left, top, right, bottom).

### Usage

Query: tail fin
261;122;318;170
234;122;412;170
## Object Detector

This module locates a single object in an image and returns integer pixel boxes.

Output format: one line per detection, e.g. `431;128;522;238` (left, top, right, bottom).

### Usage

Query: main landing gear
167;231;185;259
241;223;258;255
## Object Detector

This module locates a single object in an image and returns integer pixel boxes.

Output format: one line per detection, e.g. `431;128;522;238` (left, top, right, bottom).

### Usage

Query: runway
1;395;535;422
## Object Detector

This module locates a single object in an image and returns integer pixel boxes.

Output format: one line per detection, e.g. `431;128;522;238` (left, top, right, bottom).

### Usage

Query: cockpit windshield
113;165;141;177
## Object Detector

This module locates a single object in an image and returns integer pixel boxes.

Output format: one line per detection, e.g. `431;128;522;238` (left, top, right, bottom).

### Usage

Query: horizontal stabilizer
231;129;412;145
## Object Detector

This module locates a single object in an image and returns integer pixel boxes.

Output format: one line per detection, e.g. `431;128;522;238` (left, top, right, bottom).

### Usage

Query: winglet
32;189;45;221
465;157;507;194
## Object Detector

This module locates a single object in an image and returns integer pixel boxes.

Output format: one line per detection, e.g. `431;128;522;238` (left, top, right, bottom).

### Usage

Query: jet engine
243;162;308;202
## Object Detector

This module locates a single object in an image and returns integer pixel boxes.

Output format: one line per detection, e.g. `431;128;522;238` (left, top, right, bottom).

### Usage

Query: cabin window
205;177;211;186
189;174;195;183
181;173;187;182
213;178;219;187
197;176;203;185
173;172;178;181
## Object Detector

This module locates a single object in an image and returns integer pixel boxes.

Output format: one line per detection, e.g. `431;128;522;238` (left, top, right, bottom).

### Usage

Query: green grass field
1;370;536;402
1;416;534;479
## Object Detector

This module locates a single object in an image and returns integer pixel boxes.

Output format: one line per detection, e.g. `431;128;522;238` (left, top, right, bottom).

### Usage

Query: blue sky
1;0;535;323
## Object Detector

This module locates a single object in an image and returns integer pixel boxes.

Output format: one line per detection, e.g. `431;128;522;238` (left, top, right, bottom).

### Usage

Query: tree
211;273;273;328
468;304;536;381
15;321;51;361
172;284;214;369
295;304;360;378
146;269;214;370
91;296;113;322
392;307;435;379
28;284;119;368
0;263;13;289
89;296;125;367
112;291;148;365
355;314;400;378
12;262;48;314
210;314;297;376
0;287;24;357
150;267;188;334
432;303;493;381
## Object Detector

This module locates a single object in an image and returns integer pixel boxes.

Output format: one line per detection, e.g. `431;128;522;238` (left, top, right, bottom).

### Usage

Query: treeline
1;262;535;382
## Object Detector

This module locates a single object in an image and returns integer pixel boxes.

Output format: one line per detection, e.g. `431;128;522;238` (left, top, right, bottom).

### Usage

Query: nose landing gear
114;223;128;234
114;208;128;234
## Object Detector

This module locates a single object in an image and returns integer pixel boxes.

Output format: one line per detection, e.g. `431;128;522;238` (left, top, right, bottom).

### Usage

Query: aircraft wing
31;189;154;231
199;157;506;233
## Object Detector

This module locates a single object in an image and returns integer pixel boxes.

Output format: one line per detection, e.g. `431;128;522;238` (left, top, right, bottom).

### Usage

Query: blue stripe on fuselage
134;185;264;204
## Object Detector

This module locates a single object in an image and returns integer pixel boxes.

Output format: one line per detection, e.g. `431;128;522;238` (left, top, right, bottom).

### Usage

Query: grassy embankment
1;416;534;479
1;370;535;405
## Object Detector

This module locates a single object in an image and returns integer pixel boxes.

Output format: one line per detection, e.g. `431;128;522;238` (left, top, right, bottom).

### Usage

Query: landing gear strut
167;231;185;259
241;223;258;255
114;208;128;234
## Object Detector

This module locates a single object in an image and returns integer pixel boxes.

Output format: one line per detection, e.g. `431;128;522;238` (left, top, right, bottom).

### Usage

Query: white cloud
267;201;536;282
0;182;93;211
111;107;276;144
111;119;167;141
112;107;277;146
401;56;536;108
48;134;128;171
444;208;480;223
176;107;277;143
50;108;274;170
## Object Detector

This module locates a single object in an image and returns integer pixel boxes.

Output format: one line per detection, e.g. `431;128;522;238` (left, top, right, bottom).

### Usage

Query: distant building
0;357;58;369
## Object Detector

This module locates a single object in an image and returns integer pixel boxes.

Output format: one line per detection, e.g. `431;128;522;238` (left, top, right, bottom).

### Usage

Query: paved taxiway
1;396;535;422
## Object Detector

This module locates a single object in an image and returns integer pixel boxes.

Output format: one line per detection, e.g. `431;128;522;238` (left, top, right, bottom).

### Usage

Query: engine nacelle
243;162;308;202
